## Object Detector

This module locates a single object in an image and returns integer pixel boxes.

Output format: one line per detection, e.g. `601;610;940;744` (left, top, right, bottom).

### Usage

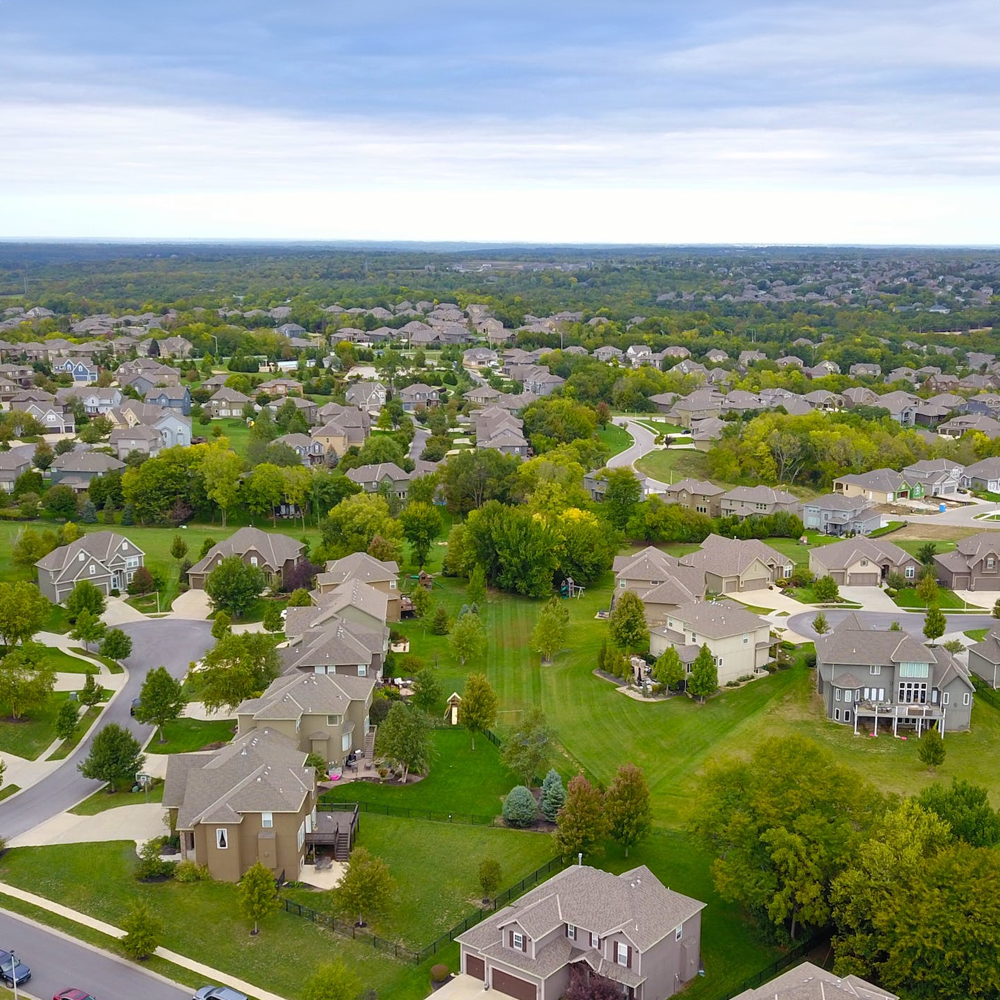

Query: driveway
0;620;213;841
9;802;167;848
169;588;213;619
102;596;149;626
787;608;999;640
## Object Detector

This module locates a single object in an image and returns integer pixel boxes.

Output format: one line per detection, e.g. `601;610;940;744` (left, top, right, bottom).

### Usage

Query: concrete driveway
169;588;213;619
102;596;149;626
9;802;167;848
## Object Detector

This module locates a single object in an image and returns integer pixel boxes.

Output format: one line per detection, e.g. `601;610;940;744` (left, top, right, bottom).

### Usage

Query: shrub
431;964;450;984
430;604;450;635
135;839;176;881
502;785;538;828
174;860;211;883
127;566;156;596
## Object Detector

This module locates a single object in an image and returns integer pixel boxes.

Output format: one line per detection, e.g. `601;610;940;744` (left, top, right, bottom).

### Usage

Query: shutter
522;935;527;953
627;945;632;969
509;931;514;948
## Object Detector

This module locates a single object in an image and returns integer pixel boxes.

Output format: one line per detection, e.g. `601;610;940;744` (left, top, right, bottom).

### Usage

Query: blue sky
1;0;999;242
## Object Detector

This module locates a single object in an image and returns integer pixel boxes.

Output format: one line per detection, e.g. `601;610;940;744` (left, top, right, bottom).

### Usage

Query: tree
917;541;938;566
994;597;1000;620
78;499;98;523
100;628;133;663
916;573;939;605
320;493;403;561
918;778;1000;847
918;727;946;770
503;785;538;828
239;859;280;935
193;631;281;714
501;708;552;786
0;581;50;649
688;643;718;703
399;501;443;568
410;668;442;714
336;846;396;926
170;535;188;564
811;611;830;635
262;602;284;633
478;856;502;901
79;669;101;707
430;603;450;634
211;611;232;639
70;608;106;652
198;445;245;528
608;591;648;653
653;646;685;690
540;769;567;822
923;604;946;644
134;666;184;743
65;579;107;621
813;575;840;602
467;563;487;606
531;596;569;665
0;649;54;720
376;702;433;782
44;484;78;520
243;463;285;525
78;723;145;791
204;555;266;618
120;899;162;960
410;584;431;618
601;468;644;531
605;763;652;857
461;673;498;750
126;566;156;597
449;611;487;666
33;440;54;471
55;697;80;740
889;620;902;631
554;774;608;860
301;961;362;1000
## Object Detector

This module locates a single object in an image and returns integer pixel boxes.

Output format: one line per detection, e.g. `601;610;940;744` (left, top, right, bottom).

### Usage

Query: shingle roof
722;485;798;505
51;452;125;474
810;536;912;573
321;552;399;586
187;527;304;576
732;961;897;1000
816;623;929;666
681;535;789;577
35;530;144;573
655;599;770;639
237;671;373;722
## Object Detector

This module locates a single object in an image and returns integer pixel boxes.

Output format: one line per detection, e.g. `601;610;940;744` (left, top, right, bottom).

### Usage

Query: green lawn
764;534;834;571
0;784;20;803
0;691;71;760
323;728;521;816
70;647;124;673
634;418;685;436
43;647;104;674
145;718;236;754
894;587;982;610
595;422;633;458
47;705;101;761
634;447;720;486
68;781;164;815
966;628;990;642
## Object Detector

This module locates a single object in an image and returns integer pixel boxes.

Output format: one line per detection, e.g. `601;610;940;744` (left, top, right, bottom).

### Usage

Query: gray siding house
934;532;1000;591
968;631;1000;689
801;494;881;536
50;451;125;490
35;530;146;603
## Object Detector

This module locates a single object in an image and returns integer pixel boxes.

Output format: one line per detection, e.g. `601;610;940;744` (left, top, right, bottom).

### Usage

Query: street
0;910;192;1000
786;608;998;639
607;418;670;489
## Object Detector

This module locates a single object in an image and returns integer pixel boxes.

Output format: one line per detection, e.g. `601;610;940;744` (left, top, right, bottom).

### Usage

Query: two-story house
733;962;897;1000
612;547;706;624
399;382;441;412
815;615;974;734
457;864;705;1000
660;478;725;518
719;486;799;520
49;451;125;490
961;457;1000;493
345;380;387;414
206;387;250;419
273;432;326;465
315;552;402;621
833;469;921;505
145;385;191;415
902;459;963;498
54;358;99;383
345;462;411;500
681;535;793;592
801;494;881;536
35;530;145;602
187;527;306;590
280;610;388;679
934;532;1000;591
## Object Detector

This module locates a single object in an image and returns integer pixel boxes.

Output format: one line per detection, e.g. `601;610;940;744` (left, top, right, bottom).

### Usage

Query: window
78;552;85;562
88;565;95;575
743;634;749;645
905;565;915;579
297;822;305;850
358;664;367;677
261;812;273;829
216;829;228;850
844;711;851;722
835;689;842;702
715;656;723;668
590;932;599;949
861;559;868;567
696;505;707;514
390;580;397;590
566;924;576;940
250;556;258;567
126;557;139;569
512;932;524;951
620;580;626;588
844;690;853;703
964;693;972;706
942;692;949;705
834;708;841;721
898;681;928;704
327;715;342;726
615;942;629;966
899;662;930;678
870;665;881;675
342;733;351;752
675;925;683;942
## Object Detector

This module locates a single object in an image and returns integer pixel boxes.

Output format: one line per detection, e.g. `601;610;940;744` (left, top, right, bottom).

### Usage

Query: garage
742;577;767;591
466;956;485;980
492;968;537;1000
847;573;879;586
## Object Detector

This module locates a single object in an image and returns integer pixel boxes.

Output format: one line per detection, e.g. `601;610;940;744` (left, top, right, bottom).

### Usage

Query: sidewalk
0;881;292;1000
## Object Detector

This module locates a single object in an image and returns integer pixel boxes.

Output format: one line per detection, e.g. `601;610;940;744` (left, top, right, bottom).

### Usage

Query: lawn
788;586;861;608
70;646;124;673
894;587;982;610
634;418;685;436
595;422;633;458
764;533;834;571
966;628;990;641
0;784;20;803
322;728;522;816
634;447;720;485
43;647;104;674
47;705;101;761
0;691;72;760
144;717;236;754
69;781;165;815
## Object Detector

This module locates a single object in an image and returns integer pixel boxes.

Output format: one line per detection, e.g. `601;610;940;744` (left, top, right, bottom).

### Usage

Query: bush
135;839;176;881
174;860;211;883
502;785;538;828
430;604;450;635
127;566;157;596
431;964;450;984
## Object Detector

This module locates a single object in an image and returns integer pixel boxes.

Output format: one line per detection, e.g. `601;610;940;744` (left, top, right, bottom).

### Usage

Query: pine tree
608;591;649;653
430;603;450;635
540;768;567;822
688;643;718;703
78;499;98;523
596;637;610;673
605;763;652;857
812;612;830;635
120;899;163;960
918;727;947;771
554;774;608;860
239;859;280;935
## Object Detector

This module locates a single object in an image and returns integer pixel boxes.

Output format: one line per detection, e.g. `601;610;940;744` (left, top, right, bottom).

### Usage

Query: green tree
410;585;431;618
554;774;608;860
605;762;652;857
32;440;54;471
301;961;362;1000
467;563;487;606
812;612;829;635
503;785;539;827
500;708;552;786
429;602;449;634
688;643;718;703
461;673;498;750
65;579;107;621
918;778;1000;847
55;697;80;741
12;526;56;573
204;555;266;618
321;493;404;561
539;768;567;822
923;604;946;644
194;631;281;714
336;846;397;927
916;573;939;606
120;899;163;960
478;856;502;901
70;608;106;652
100;628;133;663
410;668;442;714
243;463;285;525
0;649;55;719
531;596;569;665
0;581;50;649
376;702;433;782
813;575;840;602
44;484;78;519
211;611;233;639
600;468;644;532
134;666;184;743
239;859;280;935
262;602;284;633
79;669;101;707
78;499;98;523
170;535;188;564
398;501;443;568
78;722;145;791
608;591;648;653
918;727;946;770
653;646;685;690
917;541;938;566
449;612;487;666
993;597;1000;620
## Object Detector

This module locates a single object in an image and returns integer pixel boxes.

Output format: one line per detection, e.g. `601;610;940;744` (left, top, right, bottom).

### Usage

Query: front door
112;572;122;591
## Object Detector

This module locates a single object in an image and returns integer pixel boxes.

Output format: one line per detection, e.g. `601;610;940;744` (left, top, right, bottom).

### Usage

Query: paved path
787;608;999;640
102;596;149;626
410;425;429;462
169;588;212;619
0;620;213;840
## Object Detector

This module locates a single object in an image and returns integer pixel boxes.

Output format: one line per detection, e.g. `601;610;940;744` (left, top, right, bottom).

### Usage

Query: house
902;459;963;497
456;863;705;1000
660;478;725;518
315;403;370;447
0;449;33;492
258;378;301;397
933;532;1000;591
774;355;804;369
704;348;728;363
345;462;411;499
808;536;920;586
206;388;250;419
57;386;122;414
155;336;194;358
802;389;844;411
815;615;973;733
738;350;767;367
276;323;307;338
668;389;724;428
280;607;388;677
876;390;923;425
463;348;499;368
690;416;726;450
585;468;650;502
964;392;1000;417
35;530;145;602
625;344;654;367
732;961;897;1000
11;398;76;434
647;392;679;413
49;451;125;490
522;367;565;396
54;358;99;384
962;457;1000;492
398;383;441;412
163;727;352;883
649;599;774;684
801;494;881;536
967;631;1000;689
612;547;706;623
344;381;387;414
939;413;1000;439
849;362;881;377
236;671;374;766
833;469;921;504
841;386;880;408
683;535;793;592
109;424;164;459
720;486;799;520
475;408;530;457
274;432;326;465
593;345;623;363
266;395;318;426
315;552;401;622
187;527;307;590
112;400;191;449
145;385;191;415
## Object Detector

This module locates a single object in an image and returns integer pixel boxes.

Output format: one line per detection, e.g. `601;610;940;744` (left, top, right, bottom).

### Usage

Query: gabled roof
802;493;876;513
51;452;124;474
721;485;798;505
731;960;898;1000
834;468;908;493
658;598;769;638
237;670;373;722
809;536;912;572
681;534;790;577
322;551;399;586
281;611;386;666
816;623;930;666
345;462;410;485
36;530;144;574
187;527;304;576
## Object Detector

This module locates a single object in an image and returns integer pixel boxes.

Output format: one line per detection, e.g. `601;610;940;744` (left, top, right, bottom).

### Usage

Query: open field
634;447;720;485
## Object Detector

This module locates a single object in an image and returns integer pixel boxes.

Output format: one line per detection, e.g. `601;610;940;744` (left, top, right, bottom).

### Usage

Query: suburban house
315;552;402;622
274;432;326;465
0;448;32;493
206;387;250;419
649;599;774;685
57;386;122;414
315;403;371;447
475;407;530;457
345;462;411;500
11;397;76;434
961;457;1000;493
967;631;1000;689
163;727;354;883
146;386;192;414
55;358;99;383
933;532;1000;591
682;535;793;592
456;864;705;1000
236;670;374;766
815;615;974;734
901;459;963;497
719;486;799;520
939;413;1000;439
732;961;898;1000
49;451;125;490
35;530;146;603
660;478;725;518
280;610;388;678
841;386;880;408
801;494;881;536
593;345;623;363
808;536;920;586
109;424;164;459
344;381;387;413
112;400;192;449
258;378;301;397
187;527;307;590
833;469;922;504
585;468;651;502
266;395;319;425
399;383;441;412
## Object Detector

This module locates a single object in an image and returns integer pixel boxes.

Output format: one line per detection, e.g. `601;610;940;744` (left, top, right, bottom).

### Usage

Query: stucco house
109;424;163;459
187;527;306;590
612;547;706;623
681;535;793;592
732;961;897;1000
0;448;32;492
933;532;1000;591
801;494;881;536
315;552;402;622
660;478;725;517
35;530;145;603
344;380;387;413
808;536;919;586
456;864;705;1000
833;469;921;504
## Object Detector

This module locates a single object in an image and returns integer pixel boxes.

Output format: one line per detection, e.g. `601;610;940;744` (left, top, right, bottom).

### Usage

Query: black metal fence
972;676;1000;711
717;933;828;999
318;799;500;826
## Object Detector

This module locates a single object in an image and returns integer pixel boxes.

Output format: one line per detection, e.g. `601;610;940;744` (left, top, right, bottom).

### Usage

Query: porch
308;803;359;861
852;701;947;737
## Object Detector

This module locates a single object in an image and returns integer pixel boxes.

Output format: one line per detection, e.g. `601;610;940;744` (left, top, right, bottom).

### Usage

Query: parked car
130;697;141;717
0;949;30;988
55;991;98;1000
193;988;248;1000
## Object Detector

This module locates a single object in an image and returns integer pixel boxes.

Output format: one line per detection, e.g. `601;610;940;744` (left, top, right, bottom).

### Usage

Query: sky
1;0;999;244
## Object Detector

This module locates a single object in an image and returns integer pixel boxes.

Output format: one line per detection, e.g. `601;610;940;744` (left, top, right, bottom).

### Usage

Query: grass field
634;447;720;485
43;647;103;674
69;647;123;673
144;717;236;754
894;586;982;610
0;690;72;760
595;422;633;457
966;628;990;641
69;782;165;815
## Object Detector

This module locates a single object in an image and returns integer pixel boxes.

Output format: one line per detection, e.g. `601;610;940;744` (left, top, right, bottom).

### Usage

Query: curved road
787;608;997;640
0;619;214;840
607;418;670;489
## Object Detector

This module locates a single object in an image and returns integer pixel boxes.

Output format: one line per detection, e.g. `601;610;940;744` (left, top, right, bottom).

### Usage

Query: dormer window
615;941;629;966
511;932;524;951
989;557;996;570
675;925;683;941
566;924;576;940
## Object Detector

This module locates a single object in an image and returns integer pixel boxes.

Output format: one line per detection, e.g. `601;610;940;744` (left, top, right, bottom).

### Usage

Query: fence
319;799;500;827
717;933;828;999
972;675;1000;711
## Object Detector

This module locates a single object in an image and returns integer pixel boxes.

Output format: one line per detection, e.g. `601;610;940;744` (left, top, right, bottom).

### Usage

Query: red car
55;991;97;1000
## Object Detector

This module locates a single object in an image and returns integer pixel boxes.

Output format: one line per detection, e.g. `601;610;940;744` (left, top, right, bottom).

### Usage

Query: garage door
724;579;738;593
742;577;767;592
848;573;879;587
466;956;485;980
492;969;537;1000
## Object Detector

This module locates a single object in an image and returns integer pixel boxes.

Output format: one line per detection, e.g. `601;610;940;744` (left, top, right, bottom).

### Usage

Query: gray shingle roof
656;599;770;639
35;530;143;573
732;961;897;1000
187;527;304;576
